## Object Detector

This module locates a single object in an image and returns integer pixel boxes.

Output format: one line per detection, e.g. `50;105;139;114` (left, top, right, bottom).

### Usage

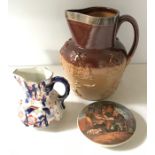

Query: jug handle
45;76;70;108
116;15;139;64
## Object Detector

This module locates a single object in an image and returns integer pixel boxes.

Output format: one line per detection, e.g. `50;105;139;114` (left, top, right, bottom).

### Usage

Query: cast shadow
109;66;147;105
109;110;147;151
38;102;86;132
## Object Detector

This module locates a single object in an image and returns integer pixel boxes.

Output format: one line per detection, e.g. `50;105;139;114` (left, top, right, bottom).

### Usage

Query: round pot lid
77;101;136;147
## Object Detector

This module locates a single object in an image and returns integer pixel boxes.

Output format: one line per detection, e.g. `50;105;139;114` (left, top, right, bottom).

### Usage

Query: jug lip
66;6;119;26
13;67;53;84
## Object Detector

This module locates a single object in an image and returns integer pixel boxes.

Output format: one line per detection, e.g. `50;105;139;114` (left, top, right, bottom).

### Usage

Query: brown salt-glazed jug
60;7;139;100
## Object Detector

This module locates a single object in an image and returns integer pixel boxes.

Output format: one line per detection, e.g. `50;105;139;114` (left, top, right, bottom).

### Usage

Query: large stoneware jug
60;7;139;100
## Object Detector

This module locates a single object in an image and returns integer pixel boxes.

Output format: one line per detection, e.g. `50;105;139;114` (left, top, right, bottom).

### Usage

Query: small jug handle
116;15;139;64
44;76;70;108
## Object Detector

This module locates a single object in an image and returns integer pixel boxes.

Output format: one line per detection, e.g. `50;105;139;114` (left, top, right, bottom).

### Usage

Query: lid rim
77;101;136;146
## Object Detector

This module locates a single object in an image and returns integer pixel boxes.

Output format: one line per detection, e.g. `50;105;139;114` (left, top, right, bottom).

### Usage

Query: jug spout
66;7;119;49
13;67;53;99
13;67;52;84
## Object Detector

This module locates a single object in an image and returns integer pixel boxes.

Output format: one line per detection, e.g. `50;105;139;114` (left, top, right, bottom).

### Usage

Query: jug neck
66;7;119;49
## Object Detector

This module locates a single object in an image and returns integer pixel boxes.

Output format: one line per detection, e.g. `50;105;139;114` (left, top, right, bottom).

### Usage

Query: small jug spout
13;67;53;99
66;7;119;49
13;67;52;84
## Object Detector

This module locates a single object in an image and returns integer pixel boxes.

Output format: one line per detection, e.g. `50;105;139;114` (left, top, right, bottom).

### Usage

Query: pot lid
77;101;136;147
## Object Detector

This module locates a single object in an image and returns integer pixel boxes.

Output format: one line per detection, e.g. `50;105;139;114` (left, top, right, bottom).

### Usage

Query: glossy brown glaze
60;7;139;100
86;10;116;17
116;15;139;63
67;7;118;17
67;20;116;49
60;38;127;68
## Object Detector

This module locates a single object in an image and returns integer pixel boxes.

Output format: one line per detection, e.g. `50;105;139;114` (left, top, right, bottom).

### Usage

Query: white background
0;64;146;155
1;0;152;154
7;0;146;66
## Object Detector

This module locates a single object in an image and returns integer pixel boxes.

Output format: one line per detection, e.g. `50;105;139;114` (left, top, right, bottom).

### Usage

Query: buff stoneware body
60;7;139;100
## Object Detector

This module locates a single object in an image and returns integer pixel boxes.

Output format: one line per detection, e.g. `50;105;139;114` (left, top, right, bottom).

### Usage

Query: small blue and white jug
13;67;70;128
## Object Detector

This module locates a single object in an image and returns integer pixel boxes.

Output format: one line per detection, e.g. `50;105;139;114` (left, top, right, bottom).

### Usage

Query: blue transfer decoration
43;108;51;115
25;107;36;114
25;98;29;103
41;96;46;106
14;68;70;128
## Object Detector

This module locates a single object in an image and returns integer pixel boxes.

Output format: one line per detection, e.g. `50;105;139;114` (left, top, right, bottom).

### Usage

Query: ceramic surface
77;101;136;146
14;67;70;127
60;7;139;100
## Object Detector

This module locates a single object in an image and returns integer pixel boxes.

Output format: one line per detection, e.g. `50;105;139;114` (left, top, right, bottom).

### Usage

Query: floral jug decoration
13;67;70;128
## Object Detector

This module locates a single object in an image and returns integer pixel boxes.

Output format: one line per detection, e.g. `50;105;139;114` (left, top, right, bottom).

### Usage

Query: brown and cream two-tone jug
60;7;139;100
